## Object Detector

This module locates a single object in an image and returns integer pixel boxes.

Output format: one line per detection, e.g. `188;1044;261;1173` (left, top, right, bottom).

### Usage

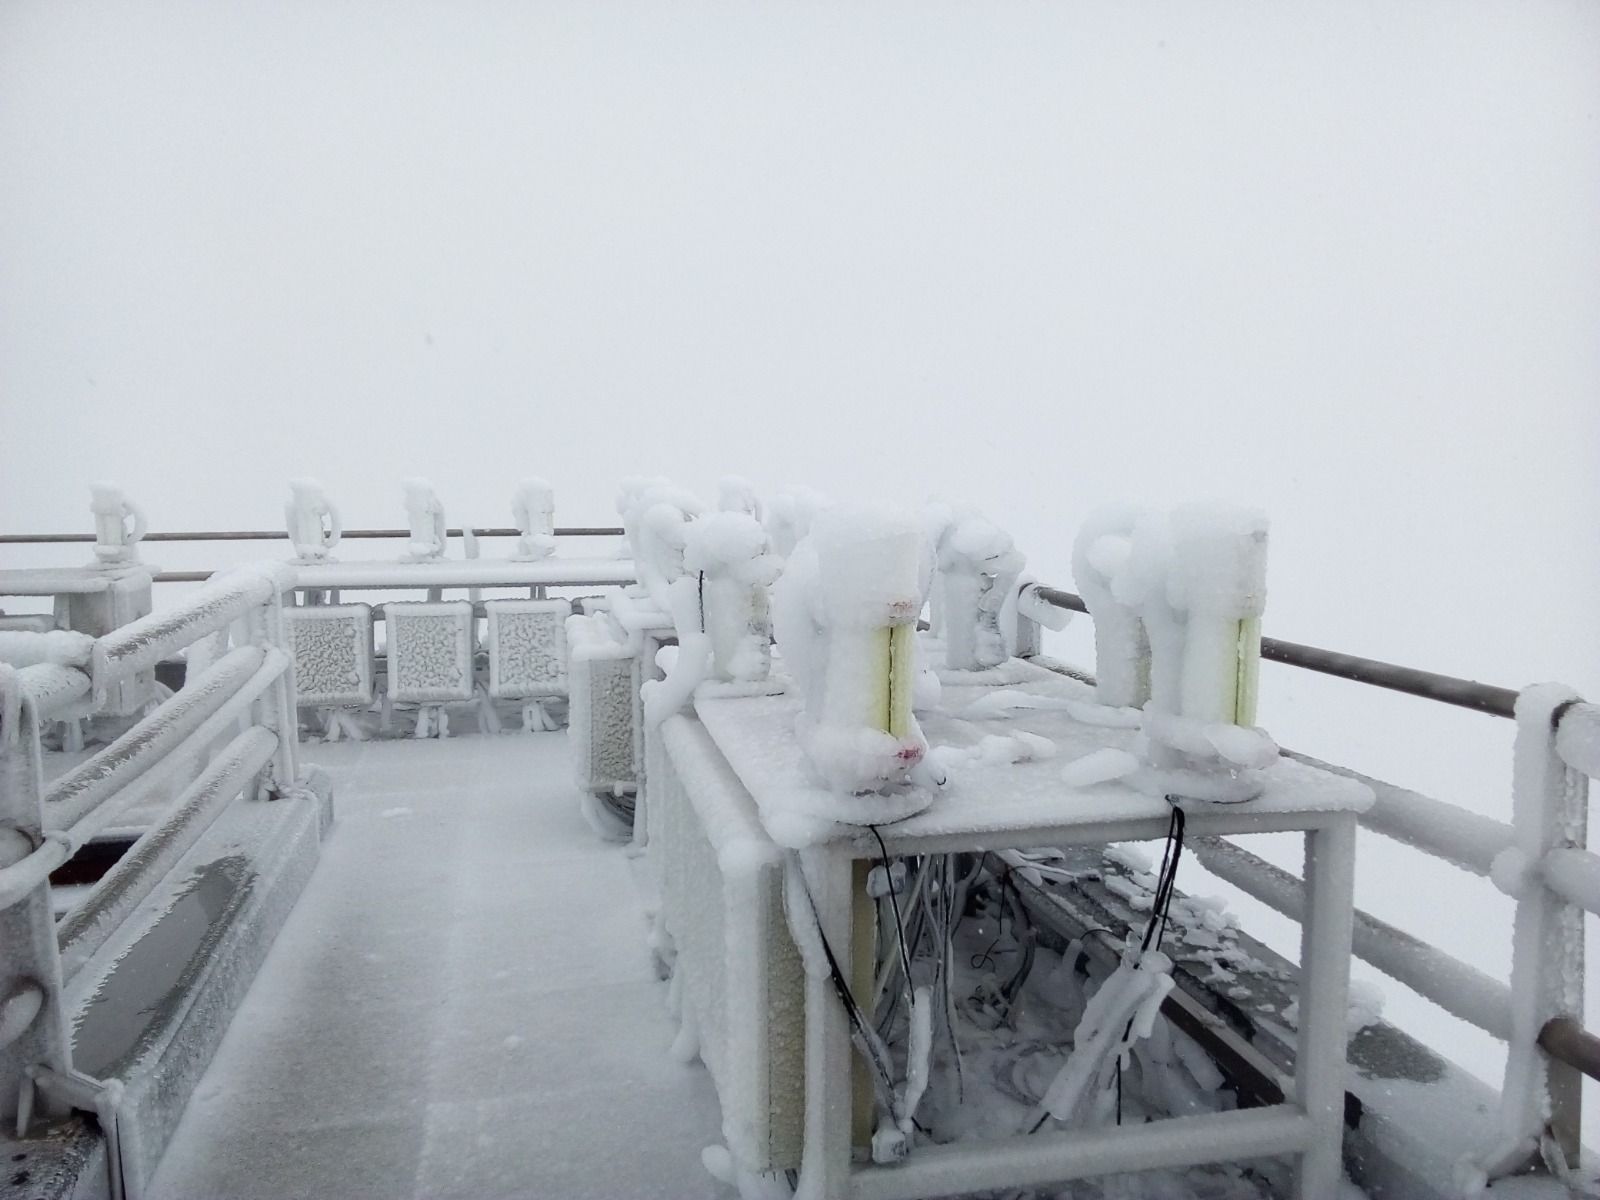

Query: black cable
869;825;914;988
791;867;899;1105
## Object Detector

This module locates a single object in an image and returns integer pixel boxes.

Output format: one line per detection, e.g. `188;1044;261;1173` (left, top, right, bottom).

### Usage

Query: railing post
246;587;302;797
1485;684;1587;1179
0;666;73;1127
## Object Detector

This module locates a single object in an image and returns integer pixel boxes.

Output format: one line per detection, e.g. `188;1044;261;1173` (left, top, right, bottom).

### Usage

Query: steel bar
0;526;623;544
1031;586;1518;718
1539;1016;1600;1084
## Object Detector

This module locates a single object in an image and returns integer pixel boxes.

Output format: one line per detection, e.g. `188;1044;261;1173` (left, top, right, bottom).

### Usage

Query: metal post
1293;814;1357;1200
0;667;73;1126
1489;685;1588;1176
259;590;302;793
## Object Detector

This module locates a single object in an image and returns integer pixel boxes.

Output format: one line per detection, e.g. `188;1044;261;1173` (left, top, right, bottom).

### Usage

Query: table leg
797;848;855;1200
1294;815;1357;1200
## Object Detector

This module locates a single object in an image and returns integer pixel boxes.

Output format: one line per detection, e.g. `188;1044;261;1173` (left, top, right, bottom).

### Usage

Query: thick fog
4;0;1598;1106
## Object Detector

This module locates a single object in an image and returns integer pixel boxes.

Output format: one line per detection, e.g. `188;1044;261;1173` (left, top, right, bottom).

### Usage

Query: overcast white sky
3;0;1599;1095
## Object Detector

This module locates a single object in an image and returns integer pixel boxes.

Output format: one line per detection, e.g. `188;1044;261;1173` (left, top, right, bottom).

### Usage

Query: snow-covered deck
149;733;724;1200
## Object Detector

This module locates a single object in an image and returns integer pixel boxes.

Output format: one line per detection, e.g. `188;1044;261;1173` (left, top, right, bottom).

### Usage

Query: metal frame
796;808;1358;1200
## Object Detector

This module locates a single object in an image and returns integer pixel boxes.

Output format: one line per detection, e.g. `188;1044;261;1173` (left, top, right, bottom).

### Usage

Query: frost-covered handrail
0;630;93;670
46;645;277;832
91;564;285;689
1186;835;1514;1039
56;725;278;979
1285;751;1514;876
13;664;91;721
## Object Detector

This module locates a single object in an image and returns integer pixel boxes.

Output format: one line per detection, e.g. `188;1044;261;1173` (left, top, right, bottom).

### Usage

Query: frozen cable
869;825;915;989
789;860;903;1123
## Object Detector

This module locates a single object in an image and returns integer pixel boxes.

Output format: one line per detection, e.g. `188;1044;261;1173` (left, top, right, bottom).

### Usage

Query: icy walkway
150;734;724;1200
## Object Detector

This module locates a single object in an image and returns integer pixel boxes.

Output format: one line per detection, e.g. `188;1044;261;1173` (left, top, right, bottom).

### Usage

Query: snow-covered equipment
284;603;374;740
382;600;475;737
772;507;931;798
718;474;762;521
618;478;703;612
89;483;147;567
485;597;570;730
567;605;652;814
691;514;779;683
646;713;806;1175
1113;504;1278;801
284;479;341;563
1073;504;1152;709
936;514;1025;672
763;486;826;561
642;511;780;728
400;478;447;562
510;477;556;562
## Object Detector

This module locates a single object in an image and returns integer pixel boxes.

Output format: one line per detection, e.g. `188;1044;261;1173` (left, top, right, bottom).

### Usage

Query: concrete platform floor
152;734;724;1200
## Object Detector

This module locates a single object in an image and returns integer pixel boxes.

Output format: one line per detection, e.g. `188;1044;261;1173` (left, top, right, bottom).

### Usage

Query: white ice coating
284;478;341;563
762;487;827;561
1073;503;1151;708
88;481;147;565
0;630;94;669
1035;948;1176;1128
400;477;447;562
771;506;931;796
717;475;762;521
937;513;1025;671
1104;503;1278;796
510;477;556;561
619;479;704;615
684;512;780;682
1470;682;1589;1187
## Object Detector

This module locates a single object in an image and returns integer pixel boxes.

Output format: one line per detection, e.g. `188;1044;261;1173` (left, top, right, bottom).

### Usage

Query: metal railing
0;525;628;586
3;525;1590;1182
1031;585;1594;1177
0;564;306;1141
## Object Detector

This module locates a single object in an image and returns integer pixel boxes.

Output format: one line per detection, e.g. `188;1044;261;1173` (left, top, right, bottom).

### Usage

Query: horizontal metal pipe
1260;635;1518;719
1032;586;1518;718
0;834;71;911
1540;1017;1600;1084
14;663;92;720
1541;848;1600;917
57;725;277;978
92;568;279;687
852;1105;1312;1200
45;645;268;830
1032;585;1089;615
0;526;623;544
1187;835;1513;1040
1284;751;1514;877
